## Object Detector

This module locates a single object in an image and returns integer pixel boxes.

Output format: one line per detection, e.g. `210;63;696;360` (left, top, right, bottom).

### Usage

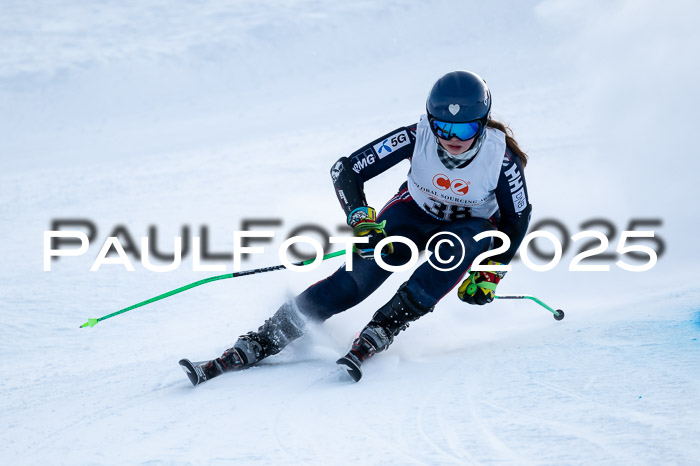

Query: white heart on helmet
448;104;460;115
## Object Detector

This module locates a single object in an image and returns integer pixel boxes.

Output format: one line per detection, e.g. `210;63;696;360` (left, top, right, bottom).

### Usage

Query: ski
178;358;223;387
336;353;363;382
181;355;366;385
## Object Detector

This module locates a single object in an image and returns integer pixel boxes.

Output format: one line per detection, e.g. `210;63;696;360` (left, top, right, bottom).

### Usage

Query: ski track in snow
2;301;699;463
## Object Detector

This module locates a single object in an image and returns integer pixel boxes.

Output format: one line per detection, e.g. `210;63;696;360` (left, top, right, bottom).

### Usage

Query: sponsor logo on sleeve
331;161;344;182
373;130;410;159
337;189;348;204
352;149;376;173
504;163;523;193
504;163;527;212
511;187;528;212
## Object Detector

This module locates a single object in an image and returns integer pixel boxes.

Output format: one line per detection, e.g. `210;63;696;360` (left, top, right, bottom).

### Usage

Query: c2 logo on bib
432;174;470;196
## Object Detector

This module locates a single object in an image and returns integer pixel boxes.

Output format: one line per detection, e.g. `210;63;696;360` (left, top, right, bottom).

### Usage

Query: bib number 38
423;200;471;221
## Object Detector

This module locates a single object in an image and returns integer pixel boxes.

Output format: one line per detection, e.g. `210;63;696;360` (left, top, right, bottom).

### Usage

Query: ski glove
347;206;394;260
458;260;505;305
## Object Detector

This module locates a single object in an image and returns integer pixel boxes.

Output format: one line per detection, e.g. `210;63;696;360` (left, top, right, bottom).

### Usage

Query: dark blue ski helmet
426;71;491;141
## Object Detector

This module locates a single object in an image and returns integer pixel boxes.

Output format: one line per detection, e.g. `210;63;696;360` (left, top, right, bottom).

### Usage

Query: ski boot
337;283;434;382
221;301;308;369
180;301;308;386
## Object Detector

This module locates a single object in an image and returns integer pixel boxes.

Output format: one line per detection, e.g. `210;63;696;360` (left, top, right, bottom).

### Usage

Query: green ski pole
463;270;564;321
79;249;347;328
495;294;565;320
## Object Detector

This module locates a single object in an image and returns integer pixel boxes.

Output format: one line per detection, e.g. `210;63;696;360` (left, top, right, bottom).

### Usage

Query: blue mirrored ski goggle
431;119;481;141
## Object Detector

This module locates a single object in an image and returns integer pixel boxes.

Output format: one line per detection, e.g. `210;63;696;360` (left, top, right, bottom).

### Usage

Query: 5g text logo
373;130;410;158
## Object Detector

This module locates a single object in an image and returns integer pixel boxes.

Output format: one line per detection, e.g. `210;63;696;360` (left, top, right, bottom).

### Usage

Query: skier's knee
297;272;363;321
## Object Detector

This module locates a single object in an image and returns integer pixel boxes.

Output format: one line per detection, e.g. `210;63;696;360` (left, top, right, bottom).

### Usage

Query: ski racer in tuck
183;70;532;383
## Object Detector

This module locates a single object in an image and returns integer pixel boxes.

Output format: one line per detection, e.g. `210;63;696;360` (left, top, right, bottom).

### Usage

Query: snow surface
2;0;700;464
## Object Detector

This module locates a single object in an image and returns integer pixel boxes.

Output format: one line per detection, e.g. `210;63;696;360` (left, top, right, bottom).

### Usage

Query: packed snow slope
1;0;699;464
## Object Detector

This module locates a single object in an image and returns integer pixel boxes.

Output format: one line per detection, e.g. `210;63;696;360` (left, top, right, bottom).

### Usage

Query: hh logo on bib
432;174;470;195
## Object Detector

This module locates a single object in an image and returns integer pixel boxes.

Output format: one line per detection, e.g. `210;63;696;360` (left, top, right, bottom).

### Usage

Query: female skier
180;70;532;384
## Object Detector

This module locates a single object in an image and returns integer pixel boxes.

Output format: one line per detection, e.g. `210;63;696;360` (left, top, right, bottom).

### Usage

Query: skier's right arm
330;124;416;258
330;124;417;217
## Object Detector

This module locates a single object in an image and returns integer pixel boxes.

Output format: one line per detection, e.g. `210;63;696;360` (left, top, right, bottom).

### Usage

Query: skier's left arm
458;148;532;305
